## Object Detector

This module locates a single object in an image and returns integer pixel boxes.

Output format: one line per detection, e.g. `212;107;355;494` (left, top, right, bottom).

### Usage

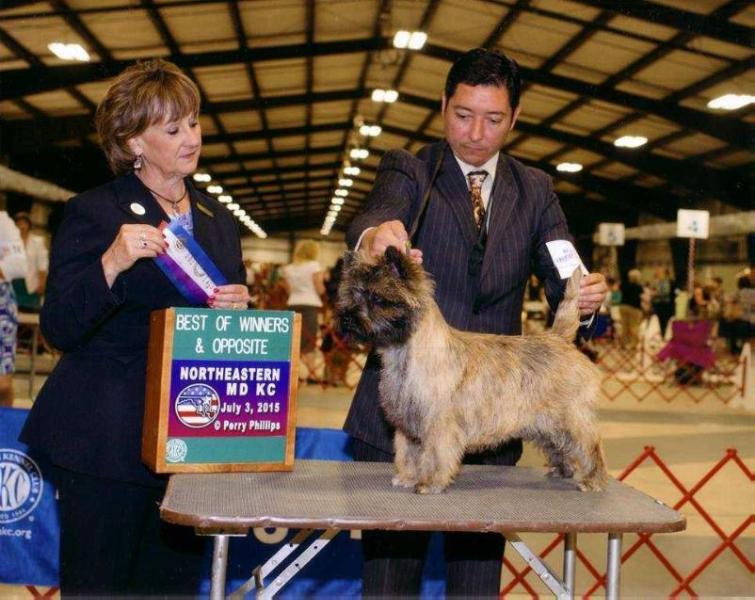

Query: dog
337;246;607;494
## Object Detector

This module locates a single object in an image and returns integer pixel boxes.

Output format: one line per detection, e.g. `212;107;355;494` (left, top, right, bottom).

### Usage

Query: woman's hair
95;59;200;175
628;269;642;283
293;240;319;263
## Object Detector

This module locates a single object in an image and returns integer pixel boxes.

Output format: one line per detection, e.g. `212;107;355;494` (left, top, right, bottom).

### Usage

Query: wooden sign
142;308;301;473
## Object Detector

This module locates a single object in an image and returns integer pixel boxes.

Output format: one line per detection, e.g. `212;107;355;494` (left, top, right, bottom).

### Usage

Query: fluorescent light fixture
614;135;648;148
349;148;369;160
338;178;353;187
327;211;338;218
393;30;426;50
217;195;233;203
343;166;361;176
193;173;211;182
330;204;342;212
359;124;382;137
206;185;223;194
408;32;427;50
393;30;411;48
227;203;239;210
48;42;90;62
331;197;345;205
707;93;754;110
556;162;583;173
371;89;398;103
335;189;348;197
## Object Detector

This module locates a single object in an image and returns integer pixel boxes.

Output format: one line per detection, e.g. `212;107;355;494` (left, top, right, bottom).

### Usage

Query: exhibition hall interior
0;0;752;598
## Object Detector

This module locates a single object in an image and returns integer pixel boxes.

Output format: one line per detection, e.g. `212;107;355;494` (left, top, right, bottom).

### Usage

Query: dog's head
336;245;434;347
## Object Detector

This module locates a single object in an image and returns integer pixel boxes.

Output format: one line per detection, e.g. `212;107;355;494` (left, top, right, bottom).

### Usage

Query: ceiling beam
567;0;752;47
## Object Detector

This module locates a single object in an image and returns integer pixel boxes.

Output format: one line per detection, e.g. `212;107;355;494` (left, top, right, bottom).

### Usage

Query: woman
12;211;49;311
281;240;325;380
0;211;27;406
20;59;249;596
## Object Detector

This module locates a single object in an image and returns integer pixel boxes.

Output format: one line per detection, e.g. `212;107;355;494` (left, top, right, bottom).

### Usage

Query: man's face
442;83;520;167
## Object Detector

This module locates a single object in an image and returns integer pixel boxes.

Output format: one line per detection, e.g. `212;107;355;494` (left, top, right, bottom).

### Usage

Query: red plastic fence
500;447;754;598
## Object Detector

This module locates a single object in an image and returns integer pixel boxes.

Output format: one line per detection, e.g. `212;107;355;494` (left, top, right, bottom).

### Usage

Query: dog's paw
414;483;446;494
577;478;606;492
391;474;416;488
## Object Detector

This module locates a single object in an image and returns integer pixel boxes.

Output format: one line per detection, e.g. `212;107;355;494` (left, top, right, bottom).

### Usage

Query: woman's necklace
142;182;187;217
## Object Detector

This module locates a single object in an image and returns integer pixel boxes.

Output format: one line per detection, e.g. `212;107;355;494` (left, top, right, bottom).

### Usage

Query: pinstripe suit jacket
344;141;574;456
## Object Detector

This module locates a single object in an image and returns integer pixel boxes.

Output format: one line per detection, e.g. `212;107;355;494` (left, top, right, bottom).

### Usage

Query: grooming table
160;460;685;600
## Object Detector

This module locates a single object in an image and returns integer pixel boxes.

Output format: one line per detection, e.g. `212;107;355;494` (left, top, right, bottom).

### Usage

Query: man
344;48;607;597
12;212;48;312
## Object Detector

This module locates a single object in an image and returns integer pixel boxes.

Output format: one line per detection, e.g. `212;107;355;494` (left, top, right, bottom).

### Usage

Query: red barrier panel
500;447;753;598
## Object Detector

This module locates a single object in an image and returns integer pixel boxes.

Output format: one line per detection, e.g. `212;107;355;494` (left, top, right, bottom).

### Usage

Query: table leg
563;533;576;598
606;532;622;600
210;535;230;600
29;326;38;399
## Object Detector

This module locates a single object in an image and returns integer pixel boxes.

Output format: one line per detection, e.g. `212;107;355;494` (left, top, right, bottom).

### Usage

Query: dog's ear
384;245;410;280
343;251;357;269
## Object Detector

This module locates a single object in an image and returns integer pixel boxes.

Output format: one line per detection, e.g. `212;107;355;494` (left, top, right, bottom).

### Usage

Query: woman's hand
209;284;250;310
101;224;167;288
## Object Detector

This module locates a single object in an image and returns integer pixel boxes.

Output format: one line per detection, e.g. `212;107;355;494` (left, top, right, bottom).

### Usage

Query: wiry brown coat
337;246;607;494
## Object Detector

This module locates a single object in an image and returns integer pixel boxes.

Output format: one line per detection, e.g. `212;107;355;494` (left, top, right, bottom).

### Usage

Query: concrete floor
3;354;753;598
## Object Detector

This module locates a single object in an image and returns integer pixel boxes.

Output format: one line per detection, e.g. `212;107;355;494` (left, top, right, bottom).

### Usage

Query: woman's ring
139;234;147;249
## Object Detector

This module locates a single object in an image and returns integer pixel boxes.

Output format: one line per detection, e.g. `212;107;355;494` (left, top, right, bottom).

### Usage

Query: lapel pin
196;203;214;218
130;202;146;216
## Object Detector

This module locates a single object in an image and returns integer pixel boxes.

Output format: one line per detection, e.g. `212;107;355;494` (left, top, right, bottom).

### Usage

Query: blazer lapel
434;149;478;246
481;154;518;280
188;181;219;258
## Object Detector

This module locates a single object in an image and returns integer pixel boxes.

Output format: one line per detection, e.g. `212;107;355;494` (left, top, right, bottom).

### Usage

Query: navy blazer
20;173;245;484
344;142;575;455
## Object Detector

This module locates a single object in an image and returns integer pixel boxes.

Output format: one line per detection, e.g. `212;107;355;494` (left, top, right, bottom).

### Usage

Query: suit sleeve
530;174;572;313
346;149;420;249
40;196;126;352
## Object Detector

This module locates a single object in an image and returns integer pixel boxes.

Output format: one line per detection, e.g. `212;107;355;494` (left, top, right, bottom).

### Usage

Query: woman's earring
134;154;143;170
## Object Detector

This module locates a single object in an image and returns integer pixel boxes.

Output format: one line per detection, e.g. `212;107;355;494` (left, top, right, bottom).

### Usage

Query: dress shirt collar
453;151;499;185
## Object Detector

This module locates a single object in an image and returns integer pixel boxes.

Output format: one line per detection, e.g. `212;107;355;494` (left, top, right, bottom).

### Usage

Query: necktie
467;170;488;229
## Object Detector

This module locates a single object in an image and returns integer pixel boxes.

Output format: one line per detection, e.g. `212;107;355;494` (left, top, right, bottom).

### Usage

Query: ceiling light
408;32;427;50
335;189;348;197
614;135;648;148
217;195;233;203
193;173;211;182
234;209;246;217
48;42;90;62
331;197;345;205
349;148;369;160
393;30;427;50
330;204;342;212
707;93;754;111
227;203;239;210
343;166;361;176
359;124;382;137
556;162;583;173
371;89;398;103
207;185;223;194
338;178;353;187
393;30;411;48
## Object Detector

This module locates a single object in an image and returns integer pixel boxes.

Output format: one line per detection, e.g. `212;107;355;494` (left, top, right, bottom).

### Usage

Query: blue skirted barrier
0;407;445;597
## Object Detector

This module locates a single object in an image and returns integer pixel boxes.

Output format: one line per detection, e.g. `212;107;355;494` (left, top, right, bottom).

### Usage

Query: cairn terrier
337;246;607;494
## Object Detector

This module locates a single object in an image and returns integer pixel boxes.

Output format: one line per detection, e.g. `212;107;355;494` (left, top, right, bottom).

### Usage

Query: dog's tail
550;267;582;340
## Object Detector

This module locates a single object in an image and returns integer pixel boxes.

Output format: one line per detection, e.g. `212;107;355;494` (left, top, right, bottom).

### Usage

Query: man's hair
444;48;521;110
95;59;200;175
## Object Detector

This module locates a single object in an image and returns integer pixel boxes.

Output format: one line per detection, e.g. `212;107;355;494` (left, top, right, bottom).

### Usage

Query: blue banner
1;408;445;597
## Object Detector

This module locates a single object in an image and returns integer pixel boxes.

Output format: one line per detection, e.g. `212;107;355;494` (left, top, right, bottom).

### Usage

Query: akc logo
166;439;188;463
175;383;220;428
0;449;43;524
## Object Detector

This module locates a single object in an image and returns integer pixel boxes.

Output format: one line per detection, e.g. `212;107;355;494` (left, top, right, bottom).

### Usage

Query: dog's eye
368;293;389;307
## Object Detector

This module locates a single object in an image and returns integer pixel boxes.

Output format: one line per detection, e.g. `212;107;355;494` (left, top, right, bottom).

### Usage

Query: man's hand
361;220;423;263
578;272;607;317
